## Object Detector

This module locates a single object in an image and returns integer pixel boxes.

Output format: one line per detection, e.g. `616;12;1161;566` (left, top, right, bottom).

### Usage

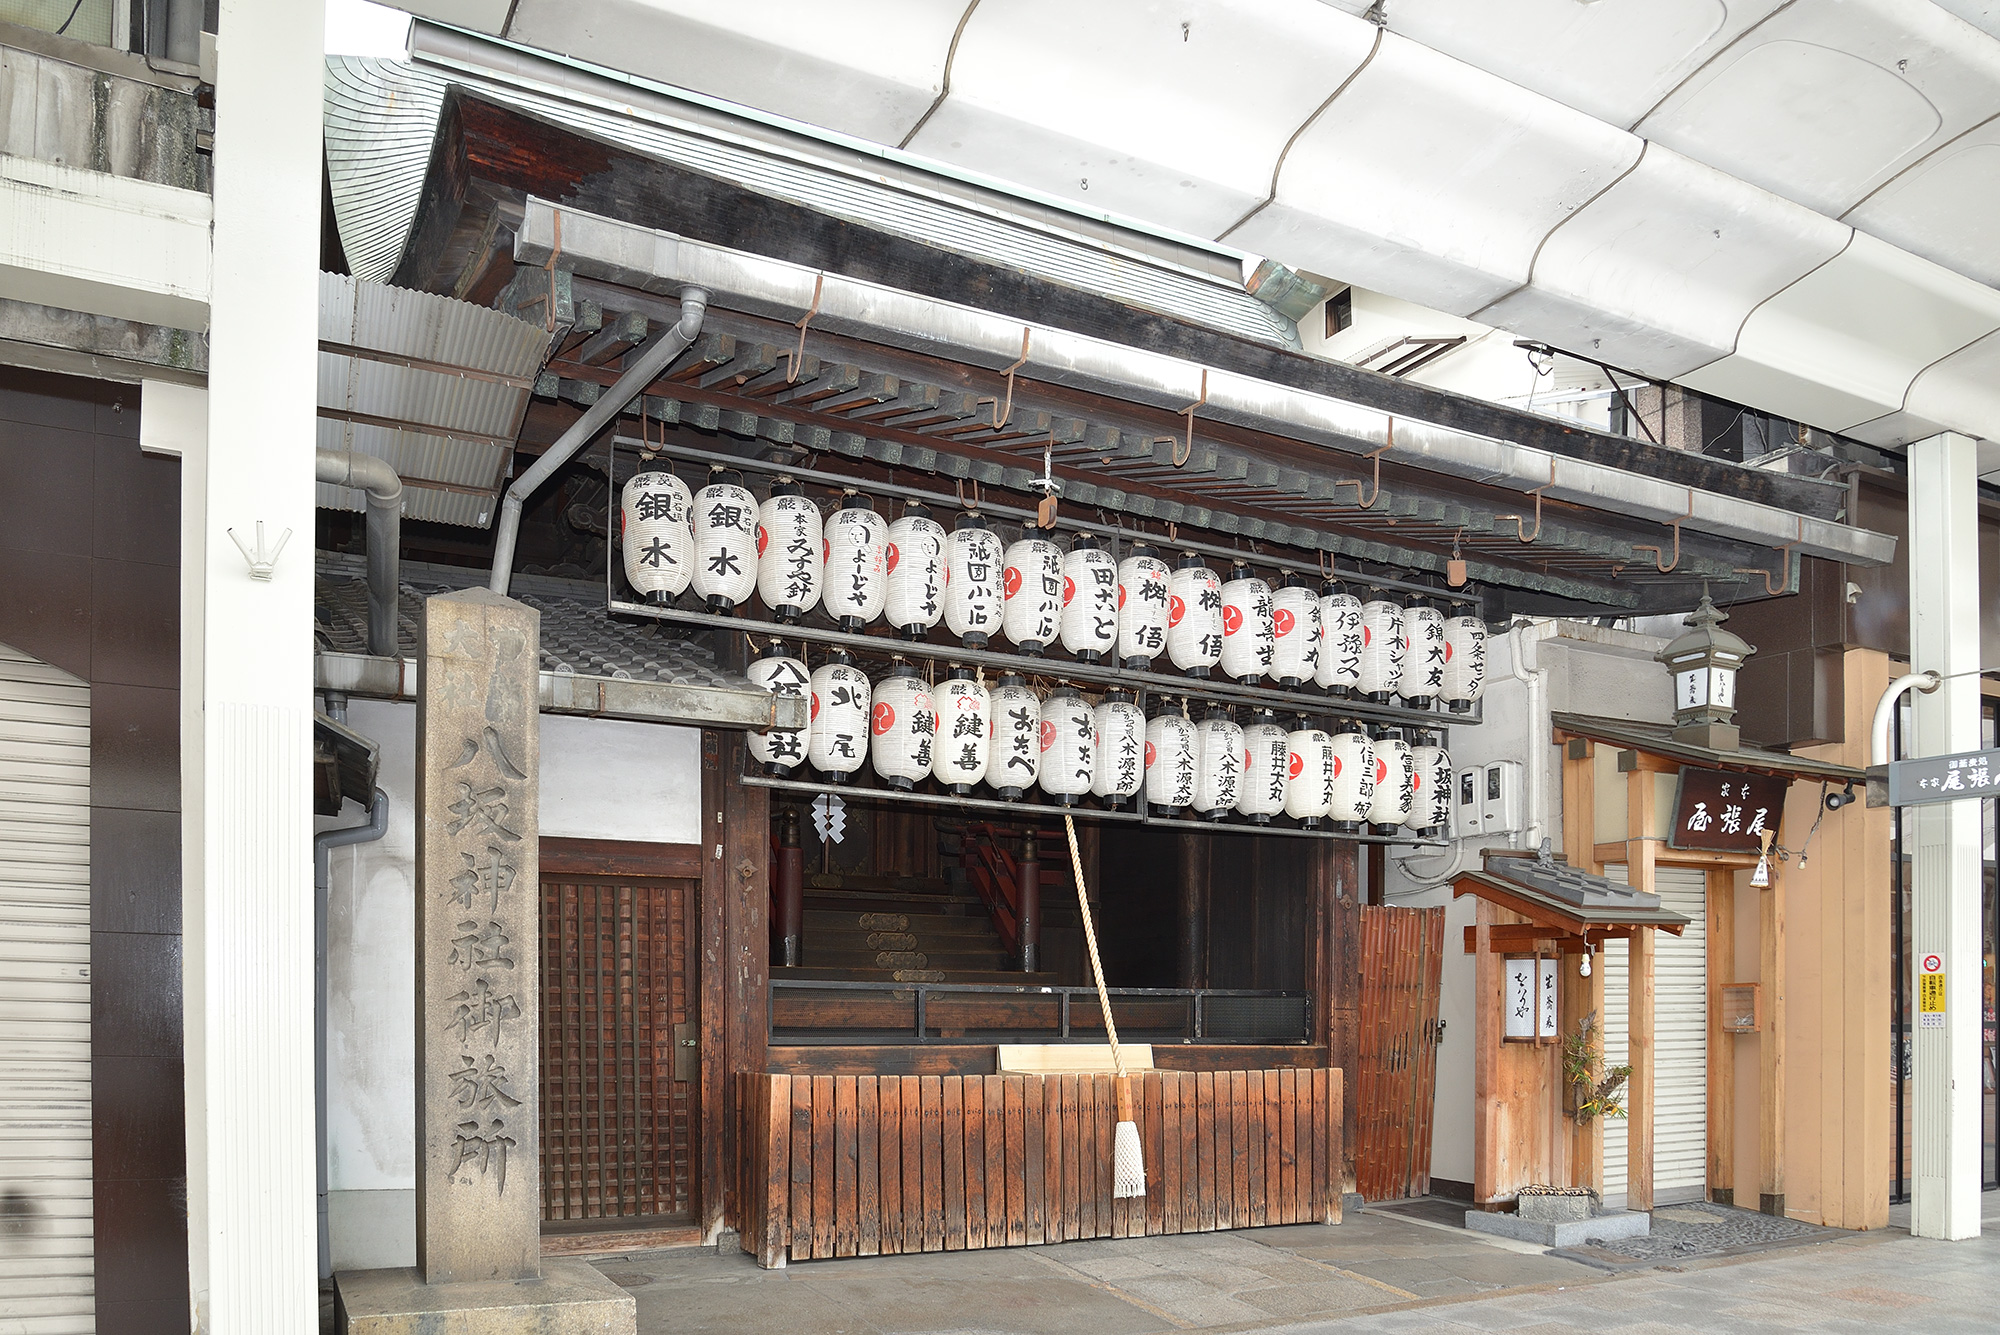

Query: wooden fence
737;1068;1343;1267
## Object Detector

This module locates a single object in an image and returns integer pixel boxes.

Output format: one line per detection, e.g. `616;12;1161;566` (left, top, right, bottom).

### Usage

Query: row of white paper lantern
624;474;1487;710
748;646;1452;832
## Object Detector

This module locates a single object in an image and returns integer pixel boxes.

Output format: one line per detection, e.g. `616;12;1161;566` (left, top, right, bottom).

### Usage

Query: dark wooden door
540;840;702;1226
1354;906;1446;1200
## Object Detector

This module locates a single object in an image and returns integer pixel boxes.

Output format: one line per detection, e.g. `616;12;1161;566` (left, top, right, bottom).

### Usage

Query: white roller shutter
1599;864;1707;1211
0;641;93;1333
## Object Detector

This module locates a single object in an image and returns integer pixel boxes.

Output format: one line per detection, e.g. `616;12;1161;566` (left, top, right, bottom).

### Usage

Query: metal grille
540;873;696;1224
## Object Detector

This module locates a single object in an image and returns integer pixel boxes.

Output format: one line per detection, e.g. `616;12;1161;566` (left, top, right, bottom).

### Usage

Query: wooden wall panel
1353;905;1446;1201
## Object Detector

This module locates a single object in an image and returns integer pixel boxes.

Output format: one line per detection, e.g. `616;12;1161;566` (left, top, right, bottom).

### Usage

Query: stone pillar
416;589;542;1283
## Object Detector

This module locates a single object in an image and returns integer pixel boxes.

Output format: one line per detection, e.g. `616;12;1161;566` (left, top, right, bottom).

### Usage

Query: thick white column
1906;431;1982;1241
192;3;325;1329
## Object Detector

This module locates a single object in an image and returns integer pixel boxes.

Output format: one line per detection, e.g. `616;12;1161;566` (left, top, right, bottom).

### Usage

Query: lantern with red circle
1357;597;1406;701
1001;526;1064;655
1038;686;1095;806
944;512;1003;647
1440;615;1488;712
1166;555;1223;677
806;650;870;782
1219;562;1275;685
690;468;760;612
1409;736;1453;834
989;673;1040;799
1192;706;1244;821
1115;543;1170;670
823;494;888;630
1144;702;1197;813
1367;728;1415;833
1060;535;1119;662
754;480;822;623
1316;583;1363;693
621;468;694;604
883;503;947;638
1327;722;1377;833
1284;721;1336;828
1400;600;1447;709
930;668;990;793
745;642;809;775
1269;575;1322;688
868;665;937;791
1092;689;1145;808
1237;710;1289;825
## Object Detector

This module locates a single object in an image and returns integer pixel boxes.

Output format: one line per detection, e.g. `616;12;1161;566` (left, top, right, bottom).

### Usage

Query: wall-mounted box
1456;767;1484;836
1720;983;1762;1033
1482;760;1524;835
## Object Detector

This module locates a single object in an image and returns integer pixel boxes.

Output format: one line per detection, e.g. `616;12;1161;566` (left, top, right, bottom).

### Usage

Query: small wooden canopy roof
1453;844;1690;942
1551;711;1863;783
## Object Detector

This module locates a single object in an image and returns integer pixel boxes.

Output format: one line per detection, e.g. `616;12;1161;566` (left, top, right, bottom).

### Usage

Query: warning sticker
1919;956;1946;1030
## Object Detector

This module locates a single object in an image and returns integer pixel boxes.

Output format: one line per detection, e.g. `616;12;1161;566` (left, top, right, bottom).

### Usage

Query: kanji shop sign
1667;767;1787;853
1886;746;2000;807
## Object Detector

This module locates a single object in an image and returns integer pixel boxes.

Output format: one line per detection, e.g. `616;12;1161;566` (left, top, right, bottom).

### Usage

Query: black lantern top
1655;595;1755;750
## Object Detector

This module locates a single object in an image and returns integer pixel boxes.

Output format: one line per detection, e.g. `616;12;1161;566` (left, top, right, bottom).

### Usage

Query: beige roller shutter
0;641;92;1333
1599;864;1707;1210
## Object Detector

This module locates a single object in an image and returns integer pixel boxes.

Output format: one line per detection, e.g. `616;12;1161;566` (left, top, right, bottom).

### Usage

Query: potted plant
1562;1011;1632;1124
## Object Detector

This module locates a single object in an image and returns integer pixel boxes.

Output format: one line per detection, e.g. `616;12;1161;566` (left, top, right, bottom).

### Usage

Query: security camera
1824;784;1857;811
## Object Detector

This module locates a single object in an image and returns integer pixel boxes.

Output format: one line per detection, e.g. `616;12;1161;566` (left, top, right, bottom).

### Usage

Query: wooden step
800;947;1017;972
773;965;1057;987
800;910;1001;938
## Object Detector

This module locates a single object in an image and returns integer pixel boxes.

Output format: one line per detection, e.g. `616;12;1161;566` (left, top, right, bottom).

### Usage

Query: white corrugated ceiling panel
0;641;93;1333
1228;33;1642;316
1845;119;2000;289
903;0;1373;240
1477;144;1852;379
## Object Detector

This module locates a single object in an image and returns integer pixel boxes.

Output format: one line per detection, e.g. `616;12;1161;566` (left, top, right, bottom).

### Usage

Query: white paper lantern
1001;530;1064;654
1220;566;1276;685
1401;603;1447;706
1315;588;1363;693
754;482;822;622
989;675;1041;798
1237;713;1289;824
745;646;809;774
1284;726;1336;827
1441;615;1488;712
1115;545;1171;670
1192;710;1244;820
1038;687;1095;805
1166;557;1223;677
931;671;991;793
869;667;938;791
1357;599;1406;699
884;506;947;638
1060;537;1119;662
944;514;1003;647
1328;726;1377;830
823;496;888;629
807;654;870;782
1367;731;1415;831
1144;707;1197;812
1409;740;1453;833
690;472;759;611
1092;691;1145;806
620;469;694;602
1270;580;1322;688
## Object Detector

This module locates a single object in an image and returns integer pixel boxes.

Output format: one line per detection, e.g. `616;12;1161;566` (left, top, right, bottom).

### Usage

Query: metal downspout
488;286;710;596
315;447;404;656
313;787;390;1280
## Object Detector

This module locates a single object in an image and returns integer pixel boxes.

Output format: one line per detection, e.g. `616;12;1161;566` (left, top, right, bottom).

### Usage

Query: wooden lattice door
540;843;701;1226
1354;905;1446;1201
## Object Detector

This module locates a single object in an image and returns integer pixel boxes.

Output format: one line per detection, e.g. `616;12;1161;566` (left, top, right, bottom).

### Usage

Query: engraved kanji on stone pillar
416;589;541;1284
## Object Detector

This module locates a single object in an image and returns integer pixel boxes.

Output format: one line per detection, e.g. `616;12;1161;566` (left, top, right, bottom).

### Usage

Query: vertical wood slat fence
736;1068;1342;1267
1354;906;1445;1201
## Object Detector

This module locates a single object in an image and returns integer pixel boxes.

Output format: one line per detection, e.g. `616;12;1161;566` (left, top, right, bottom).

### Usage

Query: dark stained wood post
1177;832;1205;990
1016;829;1041;973
1322;838;1363;1202
775;806;805;968
702;730;770;1239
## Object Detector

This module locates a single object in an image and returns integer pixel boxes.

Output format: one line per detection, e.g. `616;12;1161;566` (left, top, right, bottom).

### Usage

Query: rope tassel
1065;814;1145;1198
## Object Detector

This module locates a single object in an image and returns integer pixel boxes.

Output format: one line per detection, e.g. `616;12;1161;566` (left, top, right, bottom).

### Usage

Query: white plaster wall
1386;620;1672;1191
317;699;702;1269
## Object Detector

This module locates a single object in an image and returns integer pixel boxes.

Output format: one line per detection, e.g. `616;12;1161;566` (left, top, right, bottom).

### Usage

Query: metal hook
977;328;1033;429
1631;488;1694;573
1735;517;1803;596
1333;444;1389;509
1497;458;1557;544
1154;369;1209;467
783;273;824;384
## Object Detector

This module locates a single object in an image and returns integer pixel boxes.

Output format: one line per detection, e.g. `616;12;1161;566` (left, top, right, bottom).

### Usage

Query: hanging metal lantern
806;650;870;783
1367;729;1415;834
745;643;810;775
823;494;888;630
1270;576;1322;688
1357;597;1406;701
1441;614;1488;712
620;468;694;604
1409;737;1453;834
883;503;947;639
1327;723;1377;833
1166;555;1223;678
1092;689;1145;808
690;469;759;612
1115;542;1171;670
931;669;991;794
1144;705;1198;813
1038;686;1095;806
1060;535;1119;662
1315;584;1363;694
1192;707;1244;821
1284;722;1336;828
869;665;938;791
1400;600;1447;709
944;511;1003;648
989;673;1041;799
754;479;822;623
1219;562;1276;685
1001;525;1064;655
1237;710;1289;825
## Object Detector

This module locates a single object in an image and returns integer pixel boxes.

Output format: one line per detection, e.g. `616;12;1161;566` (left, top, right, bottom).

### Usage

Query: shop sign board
1886;746;2000;807
1667;767;1787;853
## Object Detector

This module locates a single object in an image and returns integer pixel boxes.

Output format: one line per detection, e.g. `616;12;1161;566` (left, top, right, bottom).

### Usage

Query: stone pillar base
336;1260;636;1334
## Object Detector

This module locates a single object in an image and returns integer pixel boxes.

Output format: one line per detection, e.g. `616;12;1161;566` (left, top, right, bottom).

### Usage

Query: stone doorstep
1462;1208;1652;1248
336;1258;636;1335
